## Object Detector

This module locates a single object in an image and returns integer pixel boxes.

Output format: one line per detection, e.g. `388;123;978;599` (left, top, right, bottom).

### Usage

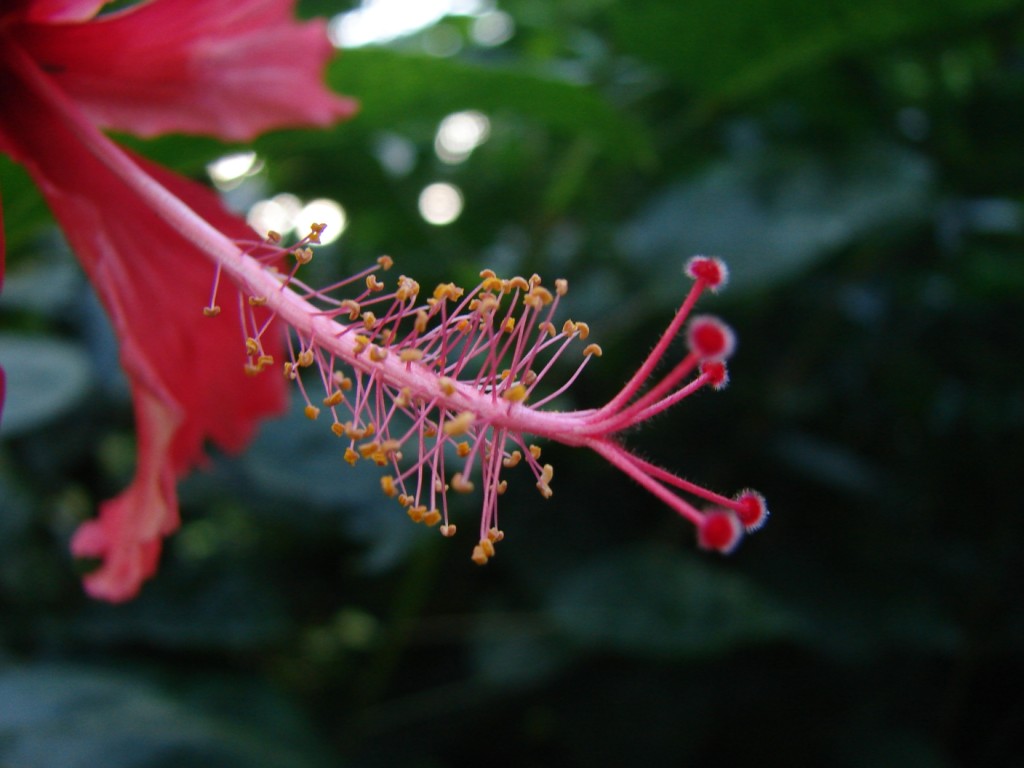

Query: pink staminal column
202;236;770;560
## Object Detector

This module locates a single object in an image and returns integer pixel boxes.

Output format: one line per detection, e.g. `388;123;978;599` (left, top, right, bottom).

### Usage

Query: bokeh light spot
418;183;464;225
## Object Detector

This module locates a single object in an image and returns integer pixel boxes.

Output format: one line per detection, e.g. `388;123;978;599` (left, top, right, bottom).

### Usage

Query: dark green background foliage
2;1;1022;765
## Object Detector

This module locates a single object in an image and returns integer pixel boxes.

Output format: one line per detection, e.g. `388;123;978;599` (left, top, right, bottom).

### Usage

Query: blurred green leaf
0;156;51;256
0;664;332;768
617;144;933;298
545;546;806;657
232;399;420;571
471;615;569;688
72;567;291;652
0;260;82;317
0;334;92;438
610;0;1020;103
327;47;653;164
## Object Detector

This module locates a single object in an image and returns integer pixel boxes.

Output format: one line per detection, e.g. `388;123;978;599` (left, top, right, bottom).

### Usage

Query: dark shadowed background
1;1;1022;765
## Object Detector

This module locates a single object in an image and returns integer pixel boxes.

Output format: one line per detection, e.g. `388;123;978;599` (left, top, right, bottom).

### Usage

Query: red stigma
698;511;743;553
685;256;728;291
734;490;768;532
688;316;736;359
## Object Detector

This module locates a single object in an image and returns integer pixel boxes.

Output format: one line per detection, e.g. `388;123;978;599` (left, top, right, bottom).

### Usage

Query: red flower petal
70;390;179;602
0;42;286;600
18;0;357;140
15;0;106;23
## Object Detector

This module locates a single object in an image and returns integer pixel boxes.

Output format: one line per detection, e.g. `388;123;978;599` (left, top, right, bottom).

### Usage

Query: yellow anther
536;463;554;499
423;509;442;527
576;322;591;340
414;310;429;334
503;450;522;468
353;335;370;355
366;274;385;293
476;294;500;315
380;475;396;497
487;527;504;542
504;276;527;292
399;348;424;363
245;337;260;356
397;494;412;507
529;444;542;460
524;286;553;309
202;306;221;317
522;370;538;386
243;363;261;377
502;383;528;403
407;505;427;523
456;319;471;334
377;255;394;270
434;478;447;493
538;321;556;336
443;411;475;437
340;299;361;321
529;273;542;288
333;372;353;391
396;275;420;301
380;439;402;456
369;345;388;362
440;524;457;537
361;311;377;329
297;350;315;367
266;230;282;243
248;295;268;307
293;246;313;264
257;354;274;369
439;377;456;396
452;442;469;458
481;276;504;293
323;390;345;407
583;343;603;357
283;362;296;380
304;404;320;420
480;538;496;558
423;422;438;438
497;480;508;495
394;387;411;408
502;317;516;333
358;441;381;459
555;278;568;296
433;282;464;302
308;223;327;244
471;545;489;565
451;472;475;494
331;422;346;437
479;268;497;280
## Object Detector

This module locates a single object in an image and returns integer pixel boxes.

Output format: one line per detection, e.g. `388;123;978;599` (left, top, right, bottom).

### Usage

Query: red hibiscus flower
0;0;356;601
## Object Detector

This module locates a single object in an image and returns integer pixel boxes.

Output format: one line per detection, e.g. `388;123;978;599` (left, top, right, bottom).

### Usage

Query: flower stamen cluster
206;229;768;559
